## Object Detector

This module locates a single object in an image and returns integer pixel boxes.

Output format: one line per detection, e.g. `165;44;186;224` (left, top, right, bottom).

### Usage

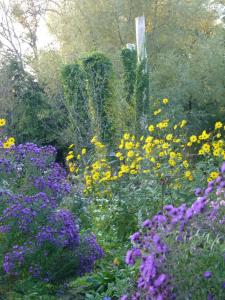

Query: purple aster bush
122;163;225;300
0;142;103;284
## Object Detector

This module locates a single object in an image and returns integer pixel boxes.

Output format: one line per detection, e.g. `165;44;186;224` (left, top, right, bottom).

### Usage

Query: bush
122;163;225;300
0;121;103;293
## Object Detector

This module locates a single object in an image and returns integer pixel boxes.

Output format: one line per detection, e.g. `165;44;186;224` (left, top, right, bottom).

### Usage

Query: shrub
0;120;103;288
122;163;225;300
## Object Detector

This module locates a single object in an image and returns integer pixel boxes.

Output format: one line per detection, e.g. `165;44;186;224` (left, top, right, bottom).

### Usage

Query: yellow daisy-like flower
66;154;74;161
81;148;87;155
210;171;219;180
202;143;210;153
166;134;173;141
162;98;169;104
0;118;6;127
68;143;74;149
124;133;130;140
213;149;220;157
115;152;122;158
162;143;169;149
92;172;100;181
148;125;155;132
168;159;176;166
183;160;189;168
169;151;176;158
69;165;75;173
127;150;134;158
190;135;197;143
215;122;222;130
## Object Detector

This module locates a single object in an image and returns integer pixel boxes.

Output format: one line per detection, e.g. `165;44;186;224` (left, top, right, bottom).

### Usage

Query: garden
0;0;225;299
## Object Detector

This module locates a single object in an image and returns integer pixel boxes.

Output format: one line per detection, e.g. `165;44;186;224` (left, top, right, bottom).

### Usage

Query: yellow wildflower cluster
65;144;87;173
3;137;15;149
65;99;225;196
0;119;15;149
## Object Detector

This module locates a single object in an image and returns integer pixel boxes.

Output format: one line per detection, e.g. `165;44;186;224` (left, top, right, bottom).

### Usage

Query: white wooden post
135;16;147;64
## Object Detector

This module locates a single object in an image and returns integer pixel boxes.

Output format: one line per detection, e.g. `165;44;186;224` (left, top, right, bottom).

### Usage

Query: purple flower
194;188;202;196
221;162;225;173
203;271;212;279
131;232;141;242
154;273;167;287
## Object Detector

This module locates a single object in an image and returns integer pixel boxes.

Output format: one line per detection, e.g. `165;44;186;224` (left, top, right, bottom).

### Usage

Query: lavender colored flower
203;271;212;279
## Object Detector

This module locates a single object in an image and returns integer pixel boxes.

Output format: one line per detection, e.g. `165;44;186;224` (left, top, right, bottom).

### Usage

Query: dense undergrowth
1;107;225;299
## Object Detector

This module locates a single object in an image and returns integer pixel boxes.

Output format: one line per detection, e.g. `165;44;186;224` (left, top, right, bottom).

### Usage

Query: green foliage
134;59;150;131
121;48;137;105
0;59;54;145
82;52;115;143
61;63;91;145
166;221;225;299
64;248;136;300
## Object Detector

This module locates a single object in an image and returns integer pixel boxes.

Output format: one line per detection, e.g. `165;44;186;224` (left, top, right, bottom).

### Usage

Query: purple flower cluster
78;234;104;275
0;142;103;282
122;163;225;300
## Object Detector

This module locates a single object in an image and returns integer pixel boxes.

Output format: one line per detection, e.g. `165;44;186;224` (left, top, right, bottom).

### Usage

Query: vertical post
134;15;149;130
135;16;147;64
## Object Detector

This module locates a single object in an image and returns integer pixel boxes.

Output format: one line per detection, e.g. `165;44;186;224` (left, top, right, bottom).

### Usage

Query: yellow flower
91;136;98;143
184;170;193;181
130;169;137;175
124;133;130;140
115;152;122;158
153;109;161;116
159;151;164;157
145;136;153;143
202;143;210;153
216;133;221;138
201;130;210;140
156;162;161;169
166;134;173;141
3;142;11;149
66;154;74;161
8;137;15;145
183;160;189;168
190;135;197;143
81;148;87;155
213;149;220;157
150;157;155;163
92;172;100;181
198;149;204;155
163;98;169;104
180;120;187;128
125;142;133;150
162;143;169;149
120;164;130;173
169;151;176;158
68;144;75;149
69;165;75;173
148;125;155;132
0;118;6;127
168;159;176;167
215;122;222;130
210;171;219;180
173;124;178;130
187;142;192;147
127;150;134;158
77;154;81;160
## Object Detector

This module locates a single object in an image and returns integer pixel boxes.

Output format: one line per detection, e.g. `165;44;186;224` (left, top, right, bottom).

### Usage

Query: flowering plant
121;162;225;300
0;119;103;285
